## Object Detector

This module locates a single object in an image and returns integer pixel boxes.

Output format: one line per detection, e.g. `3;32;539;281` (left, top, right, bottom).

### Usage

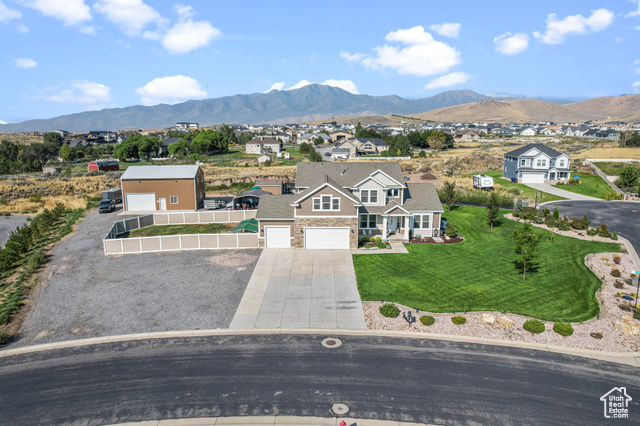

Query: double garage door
126;193;156;211
264;226;350;249
521;172;545;184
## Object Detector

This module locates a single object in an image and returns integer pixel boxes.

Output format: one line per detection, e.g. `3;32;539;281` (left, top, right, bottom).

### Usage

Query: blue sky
1;0;639;123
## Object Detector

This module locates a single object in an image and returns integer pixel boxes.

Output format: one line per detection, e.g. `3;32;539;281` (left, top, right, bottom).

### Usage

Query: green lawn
553;174;612;200
127;223;235;238
483;171;566;202
353;206;621;322
592;162;639;176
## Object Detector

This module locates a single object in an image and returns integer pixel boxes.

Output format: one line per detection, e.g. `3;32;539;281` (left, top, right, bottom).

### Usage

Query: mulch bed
410;236;464;244
359;242;391;249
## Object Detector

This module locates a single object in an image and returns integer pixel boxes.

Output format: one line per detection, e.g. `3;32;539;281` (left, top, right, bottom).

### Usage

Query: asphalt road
0;214;29;247
550;201;640;255
1;335;638;425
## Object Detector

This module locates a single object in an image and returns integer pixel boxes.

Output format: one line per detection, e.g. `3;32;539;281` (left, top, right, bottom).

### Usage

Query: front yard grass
127;223;235;238
483;171;566;202
553;174;612;200
353;206;621;322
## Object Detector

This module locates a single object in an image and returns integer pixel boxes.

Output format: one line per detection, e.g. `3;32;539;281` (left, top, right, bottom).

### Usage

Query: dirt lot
9;208;261;348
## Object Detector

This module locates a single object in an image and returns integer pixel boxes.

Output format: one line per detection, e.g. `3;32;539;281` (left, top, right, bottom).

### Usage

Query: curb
108;415;433;425
2;328;639;367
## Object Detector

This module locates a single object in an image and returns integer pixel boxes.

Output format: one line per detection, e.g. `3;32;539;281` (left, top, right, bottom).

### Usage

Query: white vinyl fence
104;210;258;255
584;160;624;196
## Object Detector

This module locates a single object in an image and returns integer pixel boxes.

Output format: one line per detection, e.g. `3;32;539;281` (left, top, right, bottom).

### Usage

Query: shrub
0;330;11;346
507;187;521;195
444;224;457;238
451;315;466;325
556;218;571;231
523;319;545;334
374;237;386;249
29;193;43;203
379;303;400;318
418;150;426;158
614;280;625;289
611;268;621;278
598;224;611;238
543;208;550;216
613;255;621;265
553;322;574;336
420;315;435;326
552;208;560;219
0;197;8;206
611;232;618;240
587;228;598;236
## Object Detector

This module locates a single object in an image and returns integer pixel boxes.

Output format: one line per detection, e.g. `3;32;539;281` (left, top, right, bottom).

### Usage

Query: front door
158;198;167;210
389;216;397;233
549;172;556;180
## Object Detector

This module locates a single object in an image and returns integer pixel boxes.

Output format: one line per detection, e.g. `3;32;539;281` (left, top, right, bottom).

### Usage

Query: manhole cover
322;337;343;348
332;403;349;415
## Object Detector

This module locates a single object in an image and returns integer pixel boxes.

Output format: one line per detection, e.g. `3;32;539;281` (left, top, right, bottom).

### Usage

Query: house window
359;214;377;229
558;159;565;167
536;159;546;167
387;189;399;198
170;196;178;204
361;189;378;204
419;215;431;229
520;159;526;166
313;195;340;211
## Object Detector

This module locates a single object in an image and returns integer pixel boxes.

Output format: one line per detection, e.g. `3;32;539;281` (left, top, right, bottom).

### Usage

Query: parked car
99;199;115;213
324;152;331;156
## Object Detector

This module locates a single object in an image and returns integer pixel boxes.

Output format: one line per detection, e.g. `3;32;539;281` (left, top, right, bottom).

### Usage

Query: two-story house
245;136;283;154
256;162;444;249
503;144;571;184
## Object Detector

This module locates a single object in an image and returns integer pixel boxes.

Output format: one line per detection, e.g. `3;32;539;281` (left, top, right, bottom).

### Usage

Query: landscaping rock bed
364;253;640;352
505;213;621;244
409;236;464;244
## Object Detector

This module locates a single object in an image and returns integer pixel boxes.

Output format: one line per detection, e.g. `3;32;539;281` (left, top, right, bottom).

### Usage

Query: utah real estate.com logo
600;387;632;419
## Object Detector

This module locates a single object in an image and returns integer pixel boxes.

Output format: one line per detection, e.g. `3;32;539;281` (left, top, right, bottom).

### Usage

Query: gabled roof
121;165;200;180
355;137;387;146
295;162;404;189
255;194;296;220
503;144;567;159
383;201;410;214
402;183;444;212
292;175;361;206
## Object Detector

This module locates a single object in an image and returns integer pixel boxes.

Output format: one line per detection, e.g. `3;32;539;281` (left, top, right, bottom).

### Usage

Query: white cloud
0;1;21;22
282;79;359;94
44;80;111;104
428;23;461;38
17;0;91;26
342;26;461;77
15;58;37;68
135;75;207;105
79;25;96;35
17;23;29;32
93;0;167;37
0;120;8;124
174;4;193;20
339;51;365;62
633;81;640;88
533;9;614;45
494;32;529;55
265;82;285;92
162;19;222;54
424;72;471;90
626;0;640;18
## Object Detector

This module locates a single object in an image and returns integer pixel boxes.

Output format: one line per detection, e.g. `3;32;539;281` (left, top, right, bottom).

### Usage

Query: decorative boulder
497;315;514;328
615;319;640;336
482;314;496;325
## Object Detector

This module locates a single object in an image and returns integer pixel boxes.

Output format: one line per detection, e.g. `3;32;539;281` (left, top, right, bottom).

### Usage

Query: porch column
404;216;411;240
382;216;388;240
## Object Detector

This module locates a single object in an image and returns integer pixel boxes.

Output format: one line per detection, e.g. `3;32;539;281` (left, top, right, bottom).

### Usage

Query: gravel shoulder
0;215;30;247
10;209;260;348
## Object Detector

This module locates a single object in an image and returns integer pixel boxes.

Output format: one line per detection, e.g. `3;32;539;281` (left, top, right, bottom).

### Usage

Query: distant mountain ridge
0;85;504;132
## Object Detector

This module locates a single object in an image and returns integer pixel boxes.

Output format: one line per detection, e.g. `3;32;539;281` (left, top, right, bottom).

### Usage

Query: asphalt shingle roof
295;162;404;188
121;165;200;180
503;143;567;159
255;194;296;220
402;183;444;212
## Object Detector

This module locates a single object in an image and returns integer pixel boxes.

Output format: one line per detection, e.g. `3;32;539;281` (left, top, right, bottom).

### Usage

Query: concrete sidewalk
229;249;366;330
112;416;431;425
525;183;599;201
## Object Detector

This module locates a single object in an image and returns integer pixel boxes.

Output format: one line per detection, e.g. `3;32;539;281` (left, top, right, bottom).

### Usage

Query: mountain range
0;84;637;133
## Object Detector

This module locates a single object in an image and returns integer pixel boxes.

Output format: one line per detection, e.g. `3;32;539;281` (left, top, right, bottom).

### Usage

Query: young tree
427;131;447;150
168;139;190;158
441;181;457;212
42;132;64;146
308;148;322;162
512;223;540;280
59;144;77;162
313;137;324;146
299;142;312;154
616;164;639;189
486;191;500;229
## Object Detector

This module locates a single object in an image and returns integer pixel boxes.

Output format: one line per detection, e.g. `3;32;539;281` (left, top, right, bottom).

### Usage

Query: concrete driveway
524;183;599;201
230;249;366;329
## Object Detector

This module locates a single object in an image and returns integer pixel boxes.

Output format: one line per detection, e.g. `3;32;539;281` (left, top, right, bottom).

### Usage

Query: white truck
473;174;494;191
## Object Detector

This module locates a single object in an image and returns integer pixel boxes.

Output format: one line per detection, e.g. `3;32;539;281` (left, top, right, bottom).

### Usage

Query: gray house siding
503;155;519;181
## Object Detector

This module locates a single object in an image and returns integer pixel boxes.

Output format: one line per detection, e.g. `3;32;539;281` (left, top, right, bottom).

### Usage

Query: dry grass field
0;133;44;145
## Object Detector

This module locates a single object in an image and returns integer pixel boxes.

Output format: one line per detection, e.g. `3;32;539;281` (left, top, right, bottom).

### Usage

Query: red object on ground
88;159;119;172
340;422;346;426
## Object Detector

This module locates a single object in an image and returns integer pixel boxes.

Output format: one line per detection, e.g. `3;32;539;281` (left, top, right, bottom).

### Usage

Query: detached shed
88;159;119;172
120;165;205;212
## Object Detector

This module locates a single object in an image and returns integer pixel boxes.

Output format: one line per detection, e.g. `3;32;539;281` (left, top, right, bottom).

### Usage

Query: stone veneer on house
293;217;359;248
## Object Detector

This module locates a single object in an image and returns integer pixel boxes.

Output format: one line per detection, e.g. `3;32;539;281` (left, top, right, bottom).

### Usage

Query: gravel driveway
0;215;30;247
11;208;260;348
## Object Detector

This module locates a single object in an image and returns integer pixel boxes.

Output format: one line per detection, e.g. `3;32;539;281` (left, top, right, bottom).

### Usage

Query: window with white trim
360;189;378;204
520;159;526;166
359;214;377;229
312;195;340;211
170;196;178;204
416;214;430;229
387;188;399;197
558;159;565;167
536;159;547;167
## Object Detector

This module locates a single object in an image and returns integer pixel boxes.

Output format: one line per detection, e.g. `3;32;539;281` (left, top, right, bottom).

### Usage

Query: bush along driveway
353;206;621;323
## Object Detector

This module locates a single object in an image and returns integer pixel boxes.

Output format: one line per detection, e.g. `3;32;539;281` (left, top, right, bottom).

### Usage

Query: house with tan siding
256;162;443;249
120;165;205;212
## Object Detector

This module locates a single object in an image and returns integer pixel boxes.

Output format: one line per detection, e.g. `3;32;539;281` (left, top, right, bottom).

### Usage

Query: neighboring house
454;129;480;141
245;137;283;154
255;179;284;195
330;131;352;143
297;133;317;145
520;128;537;136
356;138;388;154
53;130;70;138
257;153;272;164
120;165;205;212
275;133;292;143
503;144;571;184
88;159;119;172
85;130;117;143
331;147;350;160
334;139;359;157
256;162;444;249
175;122;199;132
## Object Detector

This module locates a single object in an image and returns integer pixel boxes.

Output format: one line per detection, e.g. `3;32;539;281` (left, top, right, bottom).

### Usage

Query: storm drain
322;337;343;349
331;403;349;415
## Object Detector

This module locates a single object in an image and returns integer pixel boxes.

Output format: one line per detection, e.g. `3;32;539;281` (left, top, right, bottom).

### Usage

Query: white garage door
521;172;545;184
126;193;156;211
265;226;291;248
304;227;350;250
